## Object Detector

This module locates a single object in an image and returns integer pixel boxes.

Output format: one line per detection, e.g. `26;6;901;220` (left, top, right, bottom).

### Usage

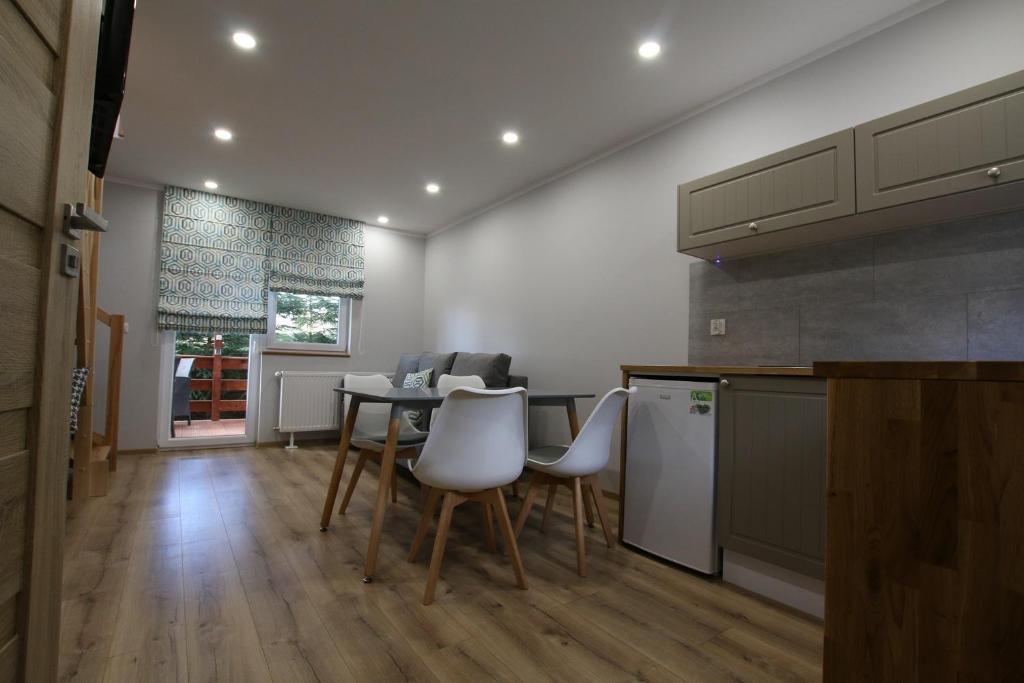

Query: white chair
407;386;528;605
337;374;427;515
430;374;485;428
513;386;635;577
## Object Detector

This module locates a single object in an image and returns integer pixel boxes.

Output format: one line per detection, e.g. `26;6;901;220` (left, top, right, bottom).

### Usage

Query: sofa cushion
451;352;512;388
417;352;456;387
393;353;422;388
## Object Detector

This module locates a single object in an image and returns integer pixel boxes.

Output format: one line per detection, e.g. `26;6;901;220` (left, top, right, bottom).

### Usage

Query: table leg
565;398;581;439
565;399;595;527
320;397;361;531
362;403;403;582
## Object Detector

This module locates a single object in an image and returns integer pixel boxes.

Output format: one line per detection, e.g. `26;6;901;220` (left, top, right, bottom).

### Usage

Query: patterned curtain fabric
158;186;365;334
268;205;365;298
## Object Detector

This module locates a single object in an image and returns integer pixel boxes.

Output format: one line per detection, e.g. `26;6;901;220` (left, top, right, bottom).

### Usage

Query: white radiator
275;371;347;448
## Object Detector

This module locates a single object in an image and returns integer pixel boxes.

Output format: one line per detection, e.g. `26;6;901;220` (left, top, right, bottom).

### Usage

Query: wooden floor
172;418;247;438
59;445;823;682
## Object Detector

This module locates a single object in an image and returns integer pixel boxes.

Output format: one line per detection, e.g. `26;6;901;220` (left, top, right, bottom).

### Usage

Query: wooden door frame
21;0;103;680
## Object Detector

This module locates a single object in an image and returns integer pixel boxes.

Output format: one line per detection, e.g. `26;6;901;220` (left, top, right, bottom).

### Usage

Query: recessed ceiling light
638;41;661;59
502;130;520;145
232;31;257;50
425;183;441;194
204;180;219;190
377;215;389;224
213;127;233;141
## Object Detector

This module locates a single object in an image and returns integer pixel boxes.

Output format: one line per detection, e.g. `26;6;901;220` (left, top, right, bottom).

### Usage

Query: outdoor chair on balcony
170;357;194;438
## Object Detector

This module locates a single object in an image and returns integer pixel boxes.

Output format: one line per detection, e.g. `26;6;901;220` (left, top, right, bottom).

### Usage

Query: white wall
97;181;425;450
93;182;163;451
423;0;1024;488
255;228;425;443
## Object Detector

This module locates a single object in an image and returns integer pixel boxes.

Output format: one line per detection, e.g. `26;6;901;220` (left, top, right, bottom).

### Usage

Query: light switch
710;318;726;336
60;244;81;278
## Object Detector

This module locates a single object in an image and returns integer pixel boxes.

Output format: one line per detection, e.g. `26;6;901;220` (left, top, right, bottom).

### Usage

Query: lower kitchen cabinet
717;376;827;578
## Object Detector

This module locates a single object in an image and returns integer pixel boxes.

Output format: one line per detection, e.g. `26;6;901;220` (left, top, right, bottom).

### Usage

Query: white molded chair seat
342;373;427;451
337;373;425;516
525;445;568;469
514;386;636;576
407;386;529;604
428;374;485;429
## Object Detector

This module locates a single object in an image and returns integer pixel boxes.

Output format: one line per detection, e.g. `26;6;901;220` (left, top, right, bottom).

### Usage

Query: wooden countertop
813;361;1024;382
621;364;814;377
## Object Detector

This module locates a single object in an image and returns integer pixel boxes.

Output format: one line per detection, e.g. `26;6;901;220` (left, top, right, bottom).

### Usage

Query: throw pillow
402;368;432;428
450;352;511;387
69;367;89;436
416;352;456;387
402;367;432;389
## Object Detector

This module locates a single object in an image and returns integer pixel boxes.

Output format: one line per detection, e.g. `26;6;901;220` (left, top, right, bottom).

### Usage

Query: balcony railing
175;338;248;420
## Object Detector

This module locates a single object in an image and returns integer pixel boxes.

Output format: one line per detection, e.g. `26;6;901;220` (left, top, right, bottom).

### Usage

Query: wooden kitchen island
814;362;1024;681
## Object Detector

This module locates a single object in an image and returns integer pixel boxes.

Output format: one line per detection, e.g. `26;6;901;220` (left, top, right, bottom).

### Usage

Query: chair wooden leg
408;486;441;562
583;487;595;528
572;477;587;577
492;489;528;590
512;472;542;537
482;501;497;553
424;491;458;605
586;474;615;548
540;483;558;533
338;450;368;515
512;480;520;498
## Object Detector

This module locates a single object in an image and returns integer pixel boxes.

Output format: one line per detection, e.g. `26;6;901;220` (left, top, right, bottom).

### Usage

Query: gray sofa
392;351;527;390
390;351;526;431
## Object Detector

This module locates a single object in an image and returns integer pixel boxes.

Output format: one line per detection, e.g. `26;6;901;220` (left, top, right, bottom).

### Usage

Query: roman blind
267;205;365;298
158;186;365;334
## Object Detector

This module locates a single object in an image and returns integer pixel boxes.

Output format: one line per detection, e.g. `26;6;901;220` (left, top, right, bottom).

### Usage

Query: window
267;291;351;352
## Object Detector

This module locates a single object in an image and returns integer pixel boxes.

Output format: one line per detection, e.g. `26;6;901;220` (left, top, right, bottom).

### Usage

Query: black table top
333;387;594;405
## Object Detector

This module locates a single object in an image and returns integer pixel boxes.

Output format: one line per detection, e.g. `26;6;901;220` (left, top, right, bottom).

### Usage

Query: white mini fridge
622;377;720;574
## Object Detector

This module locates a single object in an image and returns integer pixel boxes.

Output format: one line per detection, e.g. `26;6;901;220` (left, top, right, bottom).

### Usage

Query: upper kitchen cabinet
856;70;1024;211
678;130;855;251
678;69;1024;261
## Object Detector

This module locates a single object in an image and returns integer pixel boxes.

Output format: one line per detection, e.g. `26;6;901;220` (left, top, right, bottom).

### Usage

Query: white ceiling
109;0;933;234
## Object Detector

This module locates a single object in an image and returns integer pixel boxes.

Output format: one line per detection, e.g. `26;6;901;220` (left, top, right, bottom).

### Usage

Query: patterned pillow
402;368;432;428
402;367;432;389
69;367;89;437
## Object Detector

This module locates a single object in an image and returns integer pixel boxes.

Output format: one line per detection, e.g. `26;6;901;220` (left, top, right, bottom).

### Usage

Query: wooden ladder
70;176;125;500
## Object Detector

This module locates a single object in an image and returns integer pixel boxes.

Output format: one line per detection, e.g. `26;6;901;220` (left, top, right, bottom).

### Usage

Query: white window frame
267;291;351;353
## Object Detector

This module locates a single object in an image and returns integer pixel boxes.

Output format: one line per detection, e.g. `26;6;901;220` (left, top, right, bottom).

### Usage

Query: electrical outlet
710;318;726;336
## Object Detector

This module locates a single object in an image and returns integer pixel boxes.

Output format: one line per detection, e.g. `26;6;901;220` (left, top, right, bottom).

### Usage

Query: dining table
319;386;596;582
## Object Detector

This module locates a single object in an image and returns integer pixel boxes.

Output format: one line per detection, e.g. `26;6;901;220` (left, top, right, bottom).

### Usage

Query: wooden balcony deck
171;418;246;438
175;335;249;426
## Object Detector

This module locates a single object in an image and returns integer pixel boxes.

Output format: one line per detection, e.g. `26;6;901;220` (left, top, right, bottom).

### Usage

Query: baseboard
117;448;157;455
256;438;337;448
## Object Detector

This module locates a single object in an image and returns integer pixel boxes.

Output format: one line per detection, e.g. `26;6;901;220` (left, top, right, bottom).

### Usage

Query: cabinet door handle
987;166;1001;179
748;222;759;232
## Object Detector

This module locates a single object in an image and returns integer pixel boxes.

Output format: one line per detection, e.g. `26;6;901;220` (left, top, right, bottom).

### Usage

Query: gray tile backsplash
798;297;967;364
688;209;1024;365
689;306;800;366
968;289;1024;360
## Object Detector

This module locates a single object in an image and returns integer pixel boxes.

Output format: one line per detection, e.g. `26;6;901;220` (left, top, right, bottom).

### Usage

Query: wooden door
717;376;827;578
677;129;856;251
0;0;102;680
856;70;1024;212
